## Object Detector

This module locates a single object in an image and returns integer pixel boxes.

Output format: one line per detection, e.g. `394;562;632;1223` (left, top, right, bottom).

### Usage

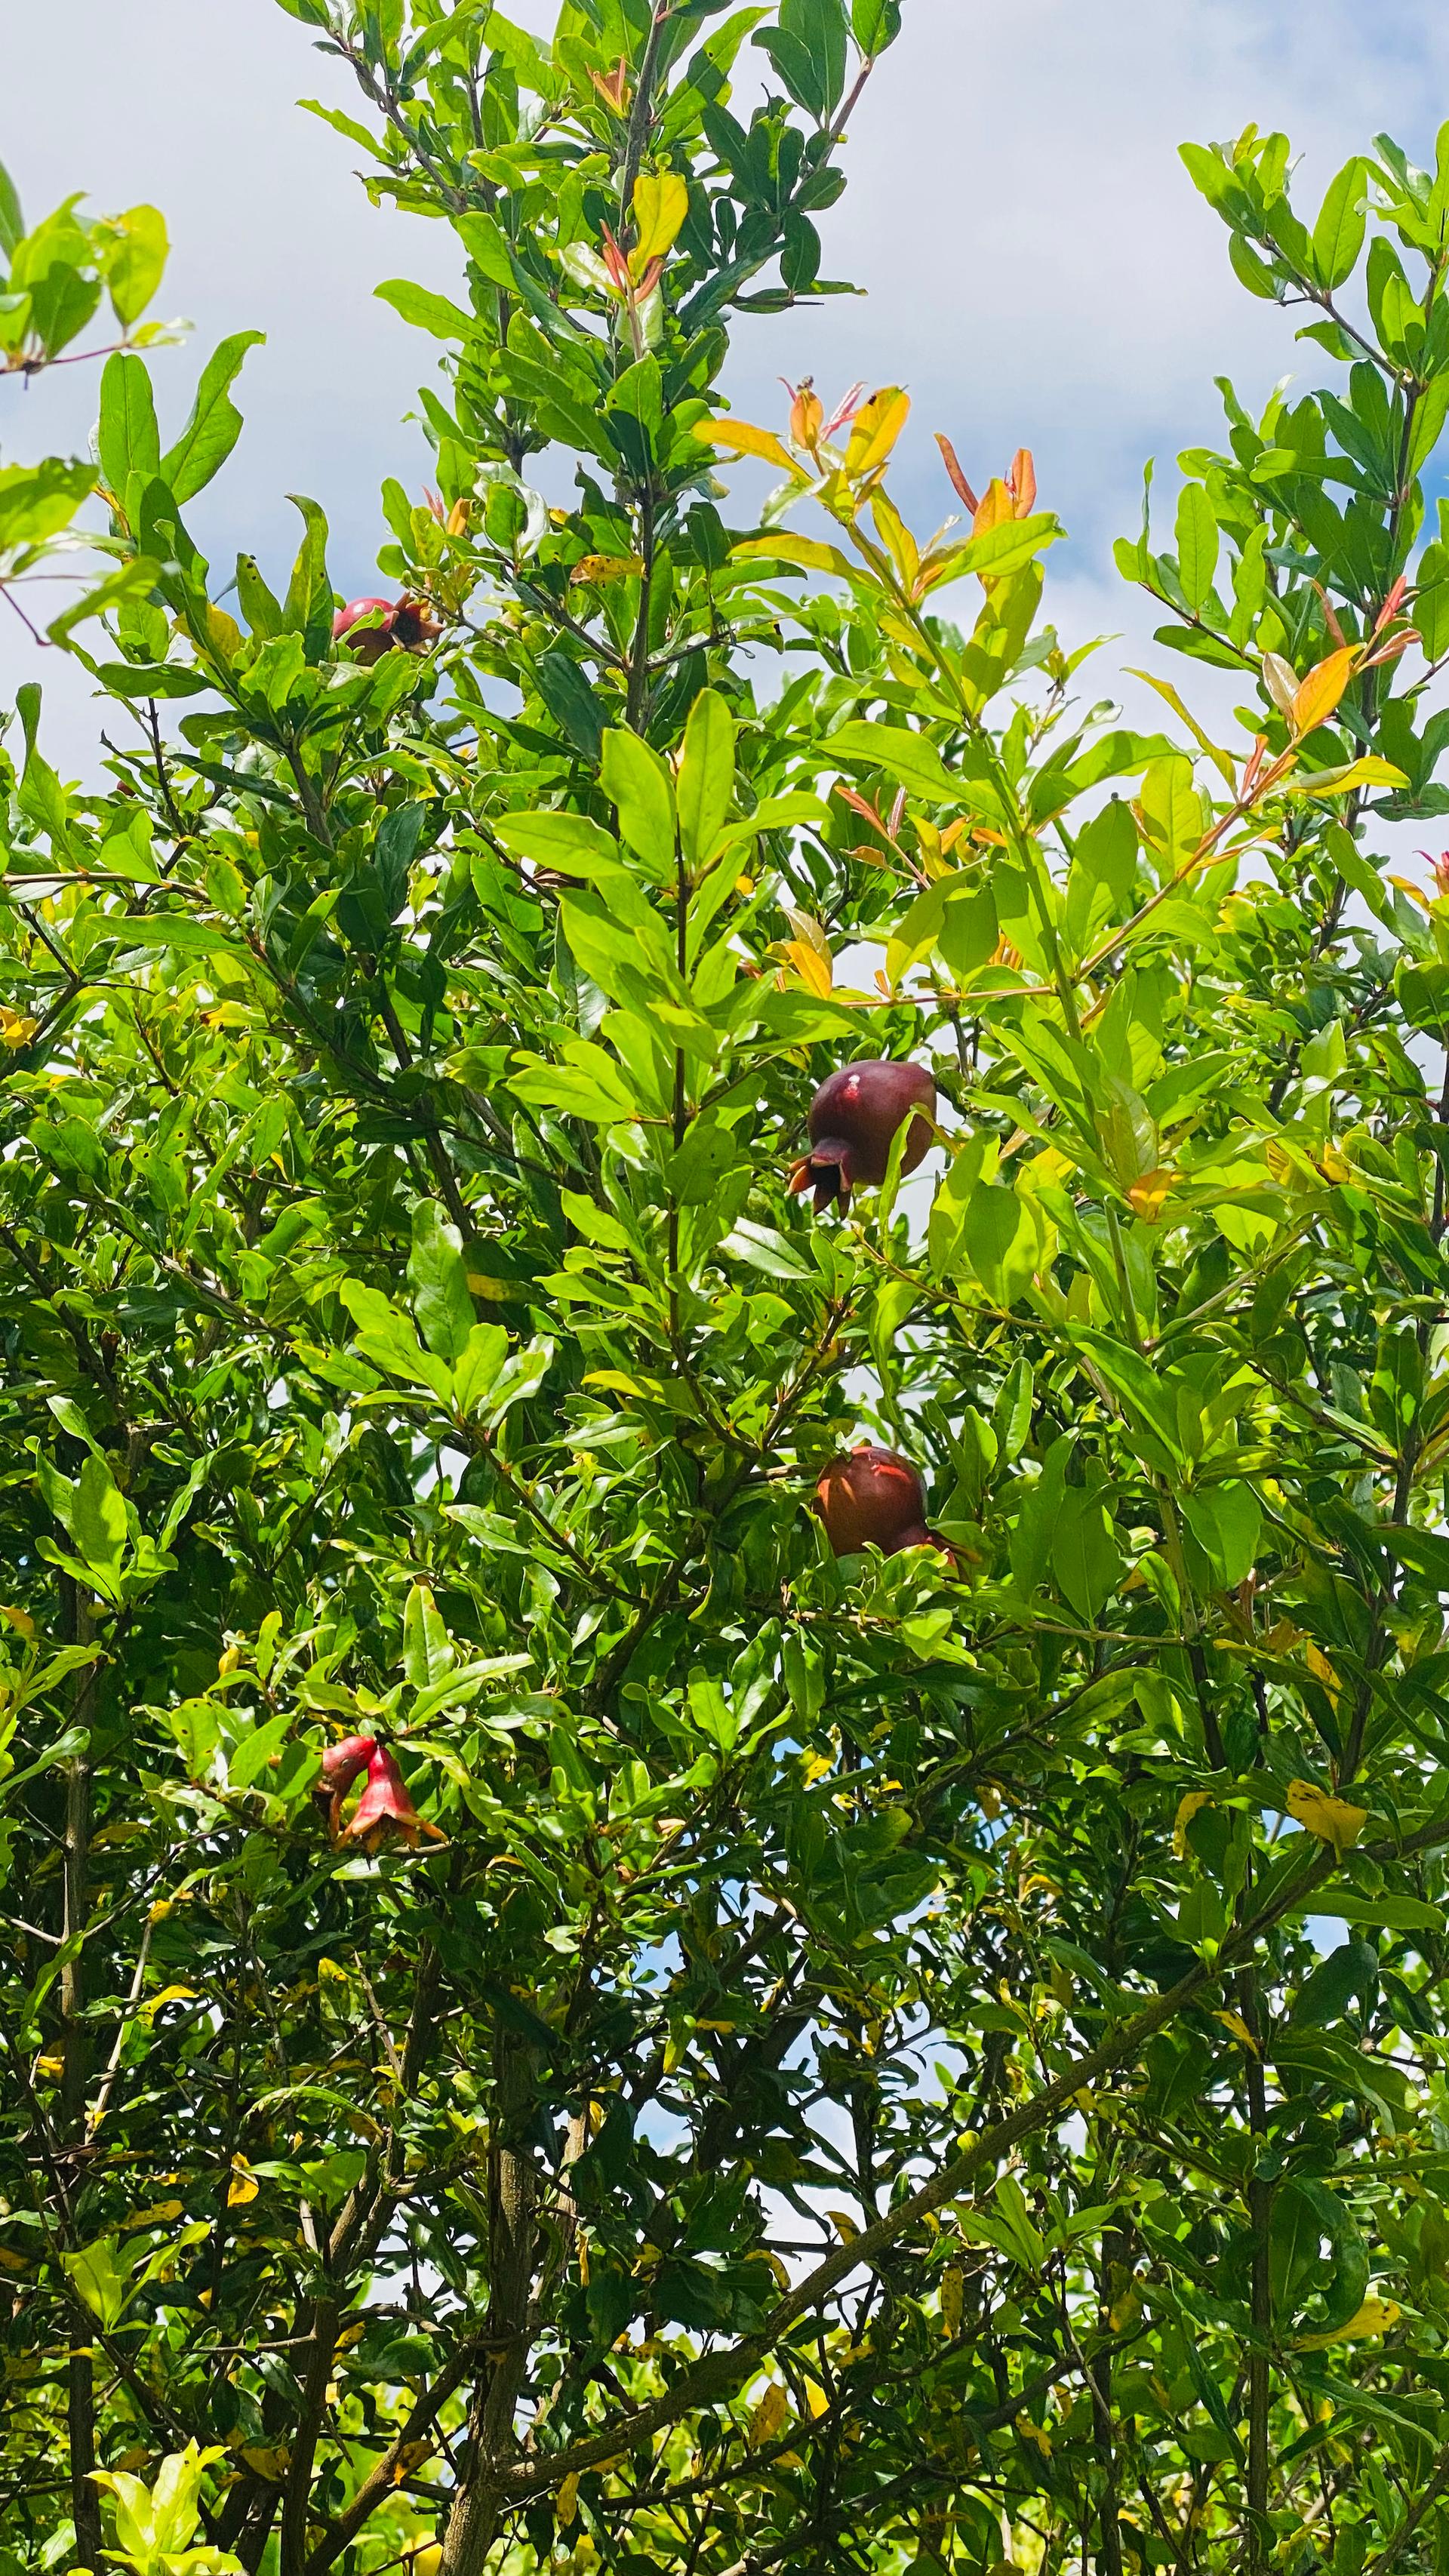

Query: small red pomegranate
332;596;440;663
790;1060;936;1211
815;1446;937;1556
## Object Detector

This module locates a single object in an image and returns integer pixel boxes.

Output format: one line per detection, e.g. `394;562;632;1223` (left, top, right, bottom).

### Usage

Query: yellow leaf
408;2551;442;2576
557;2472;580;2529
748;2381;791;2448
804;2377;830;2418
124;2199;186;2230
782;939;834;997
228;2160;260;2208
1174;1790;1215;1857
826;2208;860;2245
696;417;800;476
570;554;645;586
240;2444;291;2480
0;2245;28;2272
1286;1776;1367;1854
139;1984;198;2026
845;386;910;476
941;2261;964;2337
1213;2009;1259;2054
629;170;688;269
1297;2296;1400;2347
1318;1143;1352;1183
1304;1642;1340;1707
0;1007;38;1049
1016;2413;1053;2458
0;1603;35;1639
1290;645;1355;736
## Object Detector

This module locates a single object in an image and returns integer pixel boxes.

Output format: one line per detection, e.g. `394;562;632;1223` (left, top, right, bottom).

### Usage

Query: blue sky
8;0;1449;768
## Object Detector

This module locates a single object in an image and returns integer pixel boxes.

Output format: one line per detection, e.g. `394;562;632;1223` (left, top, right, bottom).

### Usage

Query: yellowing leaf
557;2472;580;2528
1173;1790;1214;1858
629;170;688;269
140;1984;198;2026
941;2261;964;2337
780;939;834;997
1213;2008;1259;2054
826;2208;860;2245
1291;645;1355;736
1304;1642;1340;1706
0;1007;38;1049
1286;1776;1367;1854
570;554;645;586
731;531;855;578
0;1603;35;1639
748;2381;791;2448
227;2159;260;2208
0;2245;29;2272
124;2199;186;2230
844;386;910;477
1288;755;1407;796
1297;2297;1400;2348
696;417;800;476
1017;2412;1053;2458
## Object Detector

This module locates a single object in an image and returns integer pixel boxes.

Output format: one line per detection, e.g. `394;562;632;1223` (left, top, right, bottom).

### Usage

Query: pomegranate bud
789;1060;935;1213
320;1734;377;1793
815;1447;929;1557
343;1744;445;1850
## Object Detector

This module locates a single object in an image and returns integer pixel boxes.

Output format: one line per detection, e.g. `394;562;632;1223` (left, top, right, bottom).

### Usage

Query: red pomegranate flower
312;1734;377;1835
815;1446;939;1556
341;1744;445;1850
790;1060;936;1211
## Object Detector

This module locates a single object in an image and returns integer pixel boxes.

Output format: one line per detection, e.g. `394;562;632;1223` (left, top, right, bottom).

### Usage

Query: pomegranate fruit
332;596;440;663
790;1059;935;1211
815;1446;938;1556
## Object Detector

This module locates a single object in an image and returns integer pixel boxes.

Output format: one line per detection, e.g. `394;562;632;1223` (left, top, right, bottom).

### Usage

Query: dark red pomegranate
341;1743;445;1850
815;1446;936;1556
332;596;440;663
790;1059;936;1211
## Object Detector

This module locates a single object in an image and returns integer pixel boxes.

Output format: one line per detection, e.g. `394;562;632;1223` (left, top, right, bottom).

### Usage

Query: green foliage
2;36;1449;2576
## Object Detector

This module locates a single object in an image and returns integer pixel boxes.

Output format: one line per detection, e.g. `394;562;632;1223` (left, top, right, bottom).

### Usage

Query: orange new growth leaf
1290;645;1355;737
785;376;824;452
972;477;1016;540
1009;448;1037;516
844;386;910;477
935;433;980;514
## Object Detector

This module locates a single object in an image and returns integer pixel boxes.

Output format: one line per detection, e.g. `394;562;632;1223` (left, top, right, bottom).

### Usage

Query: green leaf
600;727;678;879
827;722;956;801
1180;1482;1261;1587
534;651;605;761
1174;482;1220;611
162;331;264;503
677;688;736;867
106;203;168;326
375;276;477;340
97;351;161;499
403;1579;454;1688
1048;1481;1123;1622
1312;157;1368;291
408;1202;476;1362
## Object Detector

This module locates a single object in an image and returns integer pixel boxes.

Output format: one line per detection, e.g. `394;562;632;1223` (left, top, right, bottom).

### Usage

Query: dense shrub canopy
3;14;1449;2576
